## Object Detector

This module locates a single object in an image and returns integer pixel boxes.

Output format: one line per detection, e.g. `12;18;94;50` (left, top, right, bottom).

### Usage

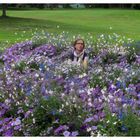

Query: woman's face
75;40;84;52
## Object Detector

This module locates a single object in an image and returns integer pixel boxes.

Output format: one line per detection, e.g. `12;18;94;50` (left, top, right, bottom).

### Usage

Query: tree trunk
2;4;7;17
131;4;135;9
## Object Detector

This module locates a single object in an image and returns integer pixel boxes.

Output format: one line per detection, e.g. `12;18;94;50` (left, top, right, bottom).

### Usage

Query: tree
1;4;7;17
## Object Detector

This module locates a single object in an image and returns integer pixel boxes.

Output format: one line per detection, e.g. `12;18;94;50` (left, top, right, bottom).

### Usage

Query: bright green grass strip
0;9;140;45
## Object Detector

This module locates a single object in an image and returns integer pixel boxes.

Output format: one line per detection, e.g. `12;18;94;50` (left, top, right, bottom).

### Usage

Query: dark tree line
1;4;140;17
84;4;140;9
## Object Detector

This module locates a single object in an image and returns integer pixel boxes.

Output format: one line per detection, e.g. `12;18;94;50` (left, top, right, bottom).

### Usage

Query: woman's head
73;39;85;53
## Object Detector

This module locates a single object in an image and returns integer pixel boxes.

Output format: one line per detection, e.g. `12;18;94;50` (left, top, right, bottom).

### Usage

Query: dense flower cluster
0;32;140;136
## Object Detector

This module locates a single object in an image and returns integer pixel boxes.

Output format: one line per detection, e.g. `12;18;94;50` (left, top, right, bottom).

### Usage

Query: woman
70;39;88;69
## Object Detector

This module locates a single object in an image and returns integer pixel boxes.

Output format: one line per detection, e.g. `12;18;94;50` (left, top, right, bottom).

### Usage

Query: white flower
33;118;36;124
99;76;102;79
88;98;92;102
5;99;11;104
123;104;127;108
107;120;110;123
99;98;102;103
90;131;95;136
111;84;116;89
66;102;69;106
43;52;47;55
108;95;113;99
132;72;135;75
35;73;39;77
79;89;85;94
79;73;87;78
88;102;92;107
112;113;116;117
97;131;102;137
61;104;64;108
101;89;105;94
61;93;65;97
78;115;82;118
117;98;121;102
87;89;92;95
70;81;75;86
113;122;117;125
87;127;92;132
49;90;53;95
16;102;20;105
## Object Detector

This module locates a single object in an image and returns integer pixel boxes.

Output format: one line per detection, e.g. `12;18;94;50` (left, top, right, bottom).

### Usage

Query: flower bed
0;32;140;136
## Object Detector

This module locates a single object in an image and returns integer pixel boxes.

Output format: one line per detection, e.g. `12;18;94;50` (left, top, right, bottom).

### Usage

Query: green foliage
29;62;39;70
49;80;64;94
102;52;119;64
126;46;136;64
60;97;86;130
0;58;4;66
121;108;140;136
89;73;107;88
32;34;48;47
108;69;123;82
15;60;27;73
98;106;140;136
23;96;62;136
15;61;39;72
0;41;10;52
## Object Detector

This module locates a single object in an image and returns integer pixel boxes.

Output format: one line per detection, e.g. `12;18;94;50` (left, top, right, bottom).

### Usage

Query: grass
0;9;140;45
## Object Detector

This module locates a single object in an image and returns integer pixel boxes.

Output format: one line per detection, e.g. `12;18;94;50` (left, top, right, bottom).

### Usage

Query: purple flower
136;100;140;105
25;110;33;118
71;131;79;136
14;125;21;130
108;84;117;93
116;81;122;88
96;104;104;111
135;83;140;93
79;93;88;101
55;77;64;85
91;126;97;131
0;121;3;126
0;128;3;132
26;83;32;96
98;111;105;118
80;124;88;131
93;115;99;122
11;118;21;126
137;94;140;99
63;131;71;136
4;117;12;123
3;129;13;136
92;87;101;96
54;125;68;134
84;117;93;123
0;109;6;117
115;90;124;97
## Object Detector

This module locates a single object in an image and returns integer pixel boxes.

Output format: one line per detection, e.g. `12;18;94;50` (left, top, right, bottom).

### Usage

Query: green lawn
0;9;140;45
